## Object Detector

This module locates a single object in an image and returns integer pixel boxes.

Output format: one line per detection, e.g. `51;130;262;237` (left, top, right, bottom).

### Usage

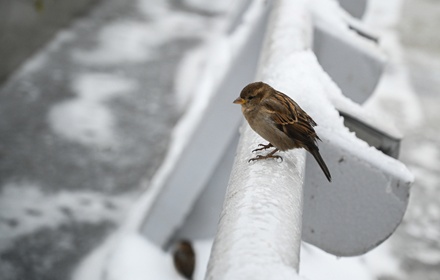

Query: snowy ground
0;0;227;279
387;0;440;278
0;0;439;279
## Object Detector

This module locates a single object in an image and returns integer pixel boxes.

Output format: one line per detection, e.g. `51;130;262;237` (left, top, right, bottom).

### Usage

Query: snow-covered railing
207;0;413;278
72;0;414;279
134;0;412;266
138;0;271;247
205;1;311;278
312;1;386;104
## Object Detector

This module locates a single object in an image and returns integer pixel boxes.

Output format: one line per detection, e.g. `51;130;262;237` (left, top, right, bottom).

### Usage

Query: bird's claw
252;143;273;153
248;154;283;163
248;155;262;162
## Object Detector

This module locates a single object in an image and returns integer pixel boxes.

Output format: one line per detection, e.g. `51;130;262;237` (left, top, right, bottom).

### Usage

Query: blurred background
0;0;439;279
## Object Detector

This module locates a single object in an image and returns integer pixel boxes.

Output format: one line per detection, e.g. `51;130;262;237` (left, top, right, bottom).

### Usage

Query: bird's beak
233;97;245;105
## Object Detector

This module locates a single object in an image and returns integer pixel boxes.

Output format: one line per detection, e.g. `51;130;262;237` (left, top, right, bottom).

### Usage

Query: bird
233;81;331;182
173;240;195;280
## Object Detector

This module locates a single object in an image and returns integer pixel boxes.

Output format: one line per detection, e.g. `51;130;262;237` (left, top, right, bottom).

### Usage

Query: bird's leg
249;148;283;162
252;143;274;153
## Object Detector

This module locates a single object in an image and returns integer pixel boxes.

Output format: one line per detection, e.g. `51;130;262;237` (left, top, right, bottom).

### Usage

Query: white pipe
206;0;311;279
205;126;306;279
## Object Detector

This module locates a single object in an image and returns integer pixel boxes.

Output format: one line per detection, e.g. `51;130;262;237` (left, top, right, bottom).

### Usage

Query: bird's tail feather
310;148;331;182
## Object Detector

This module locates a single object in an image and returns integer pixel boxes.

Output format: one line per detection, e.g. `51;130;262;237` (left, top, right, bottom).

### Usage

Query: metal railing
111;0;413;278
73;0;414;279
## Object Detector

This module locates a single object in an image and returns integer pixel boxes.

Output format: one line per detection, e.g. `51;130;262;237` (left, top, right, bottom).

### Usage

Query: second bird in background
173;240;196;280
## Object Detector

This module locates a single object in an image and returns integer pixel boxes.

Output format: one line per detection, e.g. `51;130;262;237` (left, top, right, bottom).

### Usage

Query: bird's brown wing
262;91;319;143
262;90;331;181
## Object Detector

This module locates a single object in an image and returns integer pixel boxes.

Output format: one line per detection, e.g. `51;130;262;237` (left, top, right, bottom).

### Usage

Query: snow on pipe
139;0;270;248
206;0;413;275
205;0;312;279
311;0;386;104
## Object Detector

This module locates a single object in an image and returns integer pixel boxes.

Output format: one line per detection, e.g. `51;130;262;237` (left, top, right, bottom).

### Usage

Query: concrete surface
0;0;100;83
0;0;212;279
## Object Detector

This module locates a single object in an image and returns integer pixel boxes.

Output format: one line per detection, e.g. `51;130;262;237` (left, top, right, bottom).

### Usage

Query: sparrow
233;81;331;182
173;240;195;280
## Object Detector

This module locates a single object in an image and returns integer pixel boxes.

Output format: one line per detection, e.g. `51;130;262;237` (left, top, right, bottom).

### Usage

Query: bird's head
233;82;272;108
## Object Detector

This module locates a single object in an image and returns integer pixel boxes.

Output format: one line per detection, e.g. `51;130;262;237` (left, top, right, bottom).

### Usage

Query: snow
254;0;412;257
205;2;309;278
300;244;373;280
362;0;424;131
259;0;413;183
77;234;403;280
181;0;235;14
406;142;439;168
50;0;232;151
0;182;133;252
404;47;440;96
105;234;182;280
173;45;208;111
73;20;155;64
173;36;232;114
207;127;305;278
64;0;236;237
137;0;271;247
310;0;379;54
191;239;214;280
117;48;226;231
73;0;417;279
48;73;137;147
75;233;403;280
300;241;403;280
73;1;213;65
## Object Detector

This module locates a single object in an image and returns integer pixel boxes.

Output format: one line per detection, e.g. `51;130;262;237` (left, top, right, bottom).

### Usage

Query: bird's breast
244;109;296;151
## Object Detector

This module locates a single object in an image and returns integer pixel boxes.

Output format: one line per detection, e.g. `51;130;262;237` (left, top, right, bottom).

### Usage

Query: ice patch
48;73;137;147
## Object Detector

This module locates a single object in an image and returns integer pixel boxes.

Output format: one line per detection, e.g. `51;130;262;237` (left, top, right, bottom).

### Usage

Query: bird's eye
248;96;254;100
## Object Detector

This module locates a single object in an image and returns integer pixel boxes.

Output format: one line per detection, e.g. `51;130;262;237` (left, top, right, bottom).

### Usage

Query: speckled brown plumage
233;81;331;182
